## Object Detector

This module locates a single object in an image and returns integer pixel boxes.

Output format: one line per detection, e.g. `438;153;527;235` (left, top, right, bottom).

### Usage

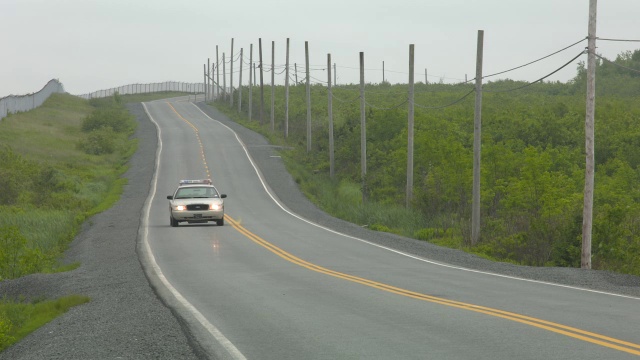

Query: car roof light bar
179;179;212;185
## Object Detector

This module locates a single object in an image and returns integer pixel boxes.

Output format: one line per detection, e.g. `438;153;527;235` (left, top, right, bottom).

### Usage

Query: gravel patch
1;99;638;359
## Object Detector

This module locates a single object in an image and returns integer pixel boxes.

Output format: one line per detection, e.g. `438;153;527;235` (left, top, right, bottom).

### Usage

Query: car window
175;187;218;199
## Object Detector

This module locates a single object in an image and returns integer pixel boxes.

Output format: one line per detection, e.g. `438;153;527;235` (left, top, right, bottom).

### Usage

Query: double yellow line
227;216;640;356
166;101;212;181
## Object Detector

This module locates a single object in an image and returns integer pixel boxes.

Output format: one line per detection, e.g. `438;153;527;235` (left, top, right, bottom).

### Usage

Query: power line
483;37;586;79
411;88;475;109
484;50;585;93
595;54;640;75
597;37;640;42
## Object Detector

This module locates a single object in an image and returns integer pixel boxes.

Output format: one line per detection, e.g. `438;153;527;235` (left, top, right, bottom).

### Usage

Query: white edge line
140;102;247;360
191;102;640;302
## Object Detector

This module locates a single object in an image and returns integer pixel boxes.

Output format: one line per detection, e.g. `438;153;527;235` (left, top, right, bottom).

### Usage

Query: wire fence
0;79;65;122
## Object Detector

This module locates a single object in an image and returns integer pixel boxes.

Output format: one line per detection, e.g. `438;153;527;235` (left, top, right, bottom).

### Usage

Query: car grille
186;204;208;211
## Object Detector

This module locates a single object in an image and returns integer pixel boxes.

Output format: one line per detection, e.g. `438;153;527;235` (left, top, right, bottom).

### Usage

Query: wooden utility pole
216;46;220;99
425;69;428;84
203;64;206;102
582;0;598;269
383;61;385;83
360;52;367;203
249;44;253;121
407;45;415;208
207;59;210;101
294;63;299;85
230;38;234;106
271;41;275;131
471;30;484;246
334;63;337;85
222;53;227;102
238;48;243;112
285;38;290;138
305;41;311;153
259;38;265;124
328;53;335;179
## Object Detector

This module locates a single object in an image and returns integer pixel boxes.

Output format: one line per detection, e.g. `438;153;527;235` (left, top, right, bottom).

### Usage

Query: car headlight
210;203;222;210
174;205;187;211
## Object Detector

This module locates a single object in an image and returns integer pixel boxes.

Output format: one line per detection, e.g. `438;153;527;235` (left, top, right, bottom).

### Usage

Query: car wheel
216;217;224;226
170;216;178;227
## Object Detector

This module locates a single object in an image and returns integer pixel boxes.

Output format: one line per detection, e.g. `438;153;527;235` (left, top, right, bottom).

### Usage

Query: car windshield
174;187;218;199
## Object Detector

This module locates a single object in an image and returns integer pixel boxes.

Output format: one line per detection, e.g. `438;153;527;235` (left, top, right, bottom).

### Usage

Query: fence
77;81;211;99
0;79;65;121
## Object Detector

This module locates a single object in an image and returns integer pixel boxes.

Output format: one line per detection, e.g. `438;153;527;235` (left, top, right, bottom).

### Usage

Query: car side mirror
220;194;227;199
167;195;173;200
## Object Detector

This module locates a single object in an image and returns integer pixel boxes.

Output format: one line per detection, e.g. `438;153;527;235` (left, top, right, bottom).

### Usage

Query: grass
0;295;90;352
0;90;191;353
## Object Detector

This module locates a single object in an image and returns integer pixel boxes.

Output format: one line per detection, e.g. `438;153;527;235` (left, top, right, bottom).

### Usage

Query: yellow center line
227;216;640;356
165;101;211;180
166;102;640;356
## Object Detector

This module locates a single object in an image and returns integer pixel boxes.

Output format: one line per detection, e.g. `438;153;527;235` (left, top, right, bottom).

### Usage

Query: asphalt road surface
140;97;640;360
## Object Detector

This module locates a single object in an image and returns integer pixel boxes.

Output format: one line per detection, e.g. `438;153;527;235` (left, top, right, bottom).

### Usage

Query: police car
167;179;227;227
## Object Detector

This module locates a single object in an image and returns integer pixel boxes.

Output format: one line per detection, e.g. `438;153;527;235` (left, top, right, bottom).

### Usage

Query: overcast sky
2;0;639;97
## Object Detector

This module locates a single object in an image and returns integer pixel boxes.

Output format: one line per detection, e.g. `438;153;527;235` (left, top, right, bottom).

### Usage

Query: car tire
216;217;224;226
170;216;178;227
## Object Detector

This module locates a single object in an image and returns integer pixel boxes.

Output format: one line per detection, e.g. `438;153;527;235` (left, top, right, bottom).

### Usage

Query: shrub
81;107;133;134
78;127;116;155
0;226;28;280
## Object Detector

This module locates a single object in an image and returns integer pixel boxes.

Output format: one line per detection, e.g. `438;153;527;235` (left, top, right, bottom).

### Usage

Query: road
141;97;640;360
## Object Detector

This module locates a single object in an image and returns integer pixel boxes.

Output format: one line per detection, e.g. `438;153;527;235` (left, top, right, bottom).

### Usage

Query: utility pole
360;52;367;203
222;53;227;102
305;41;311;153
383;61;385;83
216;46;220;100
407;45;415;208
249;44;253;121
207;59;210;101
334;63;336;85
285;38;290;138
295;63;299;85
230;38;234;106
259;38;265;124
238;48;243;112
203;64;206;102
271;40;275;132
471;30;484;246
328;53;335;179
582;0;598;269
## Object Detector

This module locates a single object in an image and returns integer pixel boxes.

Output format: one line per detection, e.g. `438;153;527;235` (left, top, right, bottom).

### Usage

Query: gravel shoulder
1;99;638;359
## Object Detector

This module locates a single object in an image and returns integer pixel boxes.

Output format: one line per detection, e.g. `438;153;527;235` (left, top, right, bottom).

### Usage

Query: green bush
81;106;133;134
78;127;116;155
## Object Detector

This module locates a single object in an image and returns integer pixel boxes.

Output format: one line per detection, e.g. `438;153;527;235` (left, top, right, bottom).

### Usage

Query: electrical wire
595;54;640;75
483;37;586;79
411;88;475;110
483;50;585;93
597;37;640;42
